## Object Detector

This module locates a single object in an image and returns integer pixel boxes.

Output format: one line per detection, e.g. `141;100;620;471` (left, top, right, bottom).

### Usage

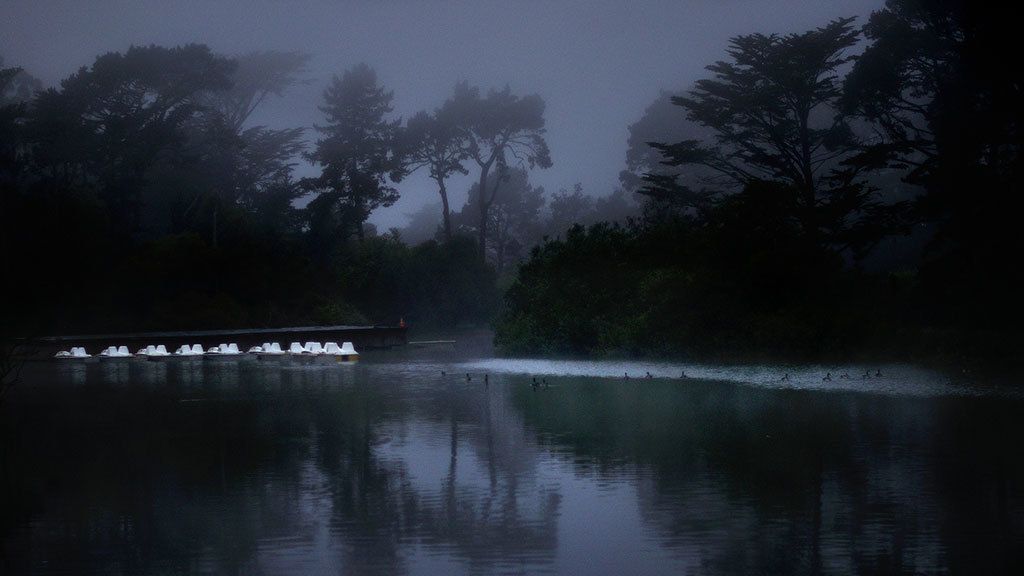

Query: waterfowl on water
823;372;832;382
780;373;790;382
875;369;883;377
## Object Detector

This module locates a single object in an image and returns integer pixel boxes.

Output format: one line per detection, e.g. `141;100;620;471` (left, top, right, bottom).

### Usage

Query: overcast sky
2;0;884;229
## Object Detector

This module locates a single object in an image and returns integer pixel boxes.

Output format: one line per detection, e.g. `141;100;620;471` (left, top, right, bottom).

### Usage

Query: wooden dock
16;325;407;359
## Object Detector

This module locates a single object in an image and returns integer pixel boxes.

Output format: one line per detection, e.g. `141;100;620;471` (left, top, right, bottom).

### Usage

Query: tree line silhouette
0;48;581;335
1;0;1019;363
497;1;1022;362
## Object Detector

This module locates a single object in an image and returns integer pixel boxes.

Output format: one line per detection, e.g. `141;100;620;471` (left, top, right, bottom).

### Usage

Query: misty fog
3;0;883;230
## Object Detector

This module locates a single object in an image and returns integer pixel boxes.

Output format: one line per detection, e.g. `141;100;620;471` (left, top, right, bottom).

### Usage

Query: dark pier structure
15;325;407;359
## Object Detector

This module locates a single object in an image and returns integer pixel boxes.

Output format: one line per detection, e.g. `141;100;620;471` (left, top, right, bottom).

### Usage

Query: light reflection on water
1;345;1022;575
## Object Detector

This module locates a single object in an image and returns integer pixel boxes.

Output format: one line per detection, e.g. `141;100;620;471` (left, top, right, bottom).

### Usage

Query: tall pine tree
304;64;400;241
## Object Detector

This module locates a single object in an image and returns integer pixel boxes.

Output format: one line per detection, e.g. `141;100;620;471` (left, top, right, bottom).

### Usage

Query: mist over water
3;340;1022;575
459;358;1009;398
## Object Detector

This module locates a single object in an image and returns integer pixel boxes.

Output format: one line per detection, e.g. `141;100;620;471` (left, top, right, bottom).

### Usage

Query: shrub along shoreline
493;221;1021;374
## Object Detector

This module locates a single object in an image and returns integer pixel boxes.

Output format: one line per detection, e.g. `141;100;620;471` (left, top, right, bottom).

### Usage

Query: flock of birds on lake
816;370;883;381
441;370;552;390
442;368;887;389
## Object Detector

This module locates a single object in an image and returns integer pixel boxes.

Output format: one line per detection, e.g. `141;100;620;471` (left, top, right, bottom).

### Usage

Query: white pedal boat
98;345;132;359
174;344;205;357
323;341;359;362
139;344;172;360
252;342;287;359
205;343;242;359
55;346;92;359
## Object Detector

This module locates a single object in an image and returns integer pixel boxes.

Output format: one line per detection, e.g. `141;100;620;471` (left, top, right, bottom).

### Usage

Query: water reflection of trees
1;363;561;575
7;363;1021;575
310;374;560;574
512;378;1024;575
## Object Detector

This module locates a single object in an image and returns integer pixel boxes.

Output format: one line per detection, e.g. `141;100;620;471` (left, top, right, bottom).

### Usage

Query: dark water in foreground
2;342;1023;575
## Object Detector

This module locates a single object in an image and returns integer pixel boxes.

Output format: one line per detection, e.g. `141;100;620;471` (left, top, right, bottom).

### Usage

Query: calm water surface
2;339;1022;575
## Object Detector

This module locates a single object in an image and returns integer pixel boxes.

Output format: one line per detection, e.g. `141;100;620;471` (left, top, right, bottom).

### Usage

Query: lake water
2;338;1022;575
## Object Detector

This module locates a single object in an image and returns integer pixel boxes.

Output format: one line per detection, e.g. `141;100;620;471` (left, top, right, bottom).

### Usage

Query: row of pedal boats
54;341;359;361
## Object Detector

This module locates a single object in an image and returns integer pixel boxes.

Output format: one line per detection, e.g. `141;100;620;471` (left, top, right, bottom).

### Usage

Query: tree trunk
797;108;818;241
477;164;491;262
437;176;452;242
495;214;507;275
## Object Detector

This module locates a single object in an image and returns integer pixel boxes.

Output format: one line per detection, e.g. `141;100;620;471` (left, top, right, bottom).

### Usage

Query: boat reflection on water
2;348;1023;575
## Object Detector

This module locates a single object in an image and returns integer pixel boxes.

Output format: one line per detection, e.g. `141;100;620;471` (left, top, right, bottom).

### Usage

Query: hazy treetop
0;0;883;229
